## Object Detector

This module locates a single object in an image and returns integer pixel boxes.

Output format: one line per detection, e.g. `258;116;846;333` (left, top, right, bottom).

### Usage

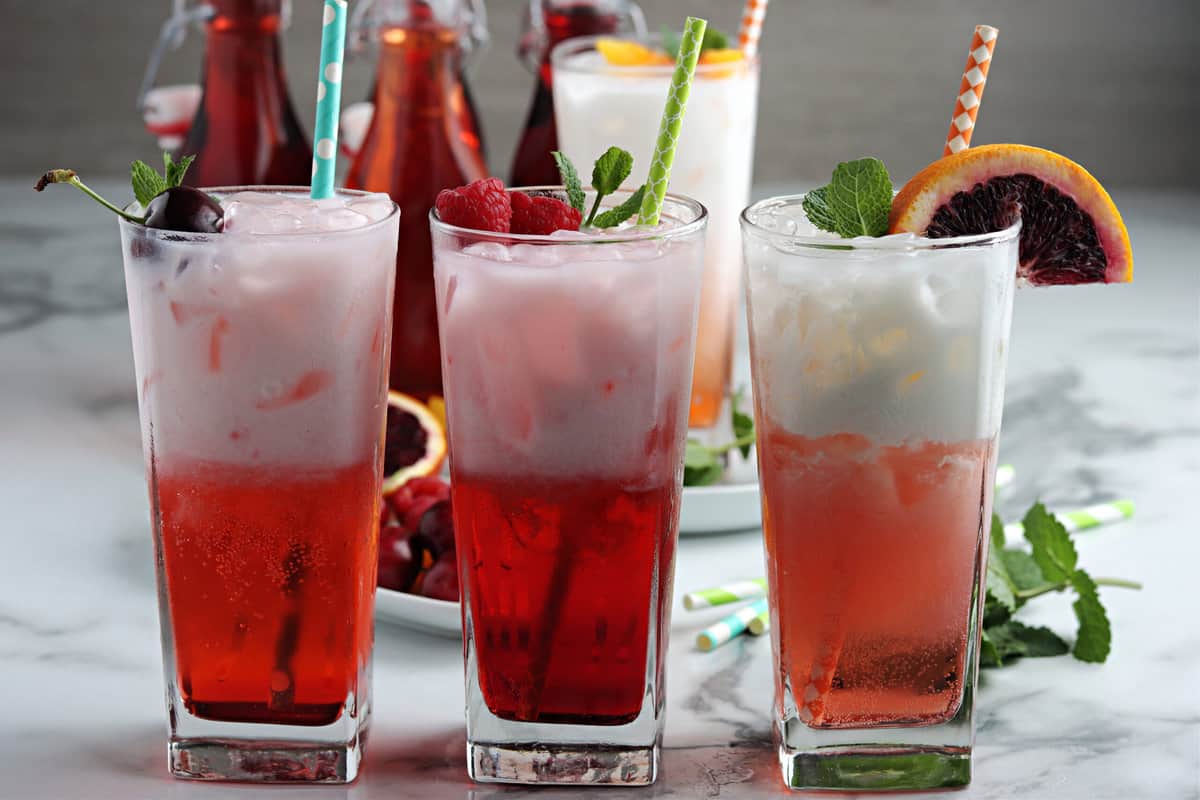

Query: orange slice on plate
382;391;447;495
889;144;1132;285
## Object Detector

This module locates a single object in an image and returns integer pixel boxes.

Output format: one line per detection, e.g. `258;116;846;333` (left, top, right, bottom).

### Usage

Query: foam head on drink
432;190;704;724
741;198;1018;727
121;189;398;725
553;37;758;427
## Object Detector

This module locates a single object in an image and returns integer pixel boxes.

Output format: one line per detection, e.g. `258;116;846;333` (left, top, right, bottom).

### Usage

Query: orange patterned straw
737;0;770;58
943;25;999;156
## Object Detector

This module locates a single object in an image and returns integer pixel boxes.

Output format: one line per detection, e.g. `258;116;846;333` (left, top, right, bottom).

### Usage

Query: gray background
2;0;1198;187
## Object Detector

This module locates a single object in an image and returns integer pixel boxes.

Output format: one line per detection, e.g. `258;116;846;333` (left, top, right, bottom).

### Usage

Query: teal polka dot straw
311;0;348;200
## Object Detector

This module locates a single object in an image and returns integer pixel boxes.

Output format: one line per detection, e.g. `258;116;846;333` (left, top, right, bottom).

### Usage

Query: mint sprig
683;388;756;487
586;147;634;226
593;184;646;228
552;151;586;214
982;501;1140;667
131;152;195;207
803;157;893;238
662;25;730;59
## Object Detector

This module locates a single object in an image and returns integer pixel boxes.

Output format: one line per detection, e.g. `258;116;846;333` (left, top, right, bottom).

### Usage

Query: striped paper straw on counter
747;605;770;636
683;578;767;610
943;25;998;156
737;0;769;58
1003;500;1134;541
697;599;768;651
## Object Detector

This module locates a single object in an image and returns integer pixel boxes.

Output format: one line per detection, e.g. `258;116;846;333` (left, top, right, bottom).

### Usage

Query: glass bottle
344;0;489;400
508;0;643;187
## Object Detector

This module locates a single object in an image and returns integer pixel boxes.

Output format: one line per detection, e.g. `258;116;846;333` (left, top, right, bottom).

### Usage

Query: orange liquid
759;427;994;728
157;461;379;726
687;282;735;427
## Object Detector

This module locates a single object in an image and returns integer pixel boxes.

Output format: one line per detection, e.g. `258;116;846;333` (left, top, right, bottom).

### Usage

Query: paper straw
943;25;998;156
798;634;843;725
311;0;349;199
1003;500;1134;541
747;606;770;636
637;16;707;226
683;578;767;610
737;0;769;58
697;599;766;651
995;463;1015;489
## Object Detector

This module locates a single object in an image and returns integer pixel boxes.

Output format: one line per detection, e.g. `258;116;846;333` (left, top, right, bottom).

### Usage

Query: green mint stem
584;192;605;227
1015;576;1142;600
35;169;145;223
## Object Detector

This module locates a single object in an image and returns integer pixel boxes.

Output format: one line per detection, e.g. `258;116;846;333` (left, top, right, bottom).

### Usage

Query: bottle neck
374;22;467;110
207;0;285;30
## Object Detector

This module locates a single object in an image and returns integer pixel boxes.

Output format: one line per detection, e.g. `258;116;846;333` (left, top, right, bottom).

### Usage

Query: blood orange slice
889;144;1132;285
382;391;447;496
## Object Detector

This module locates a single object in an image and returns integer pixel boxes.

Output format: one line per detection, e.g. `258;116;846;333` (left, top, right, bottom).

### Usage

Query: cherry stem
35;169;145;223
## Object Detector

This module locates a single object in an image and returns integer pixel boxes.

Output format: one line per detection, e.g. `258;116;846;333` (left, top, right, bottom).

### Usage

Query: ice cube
346;192;395;223
222;201;304;234
463;242;511;262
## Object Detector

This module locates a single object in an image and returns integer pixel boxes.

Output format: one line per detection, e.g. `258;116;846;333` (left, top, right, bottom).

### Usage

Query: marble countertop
1;180;1197;799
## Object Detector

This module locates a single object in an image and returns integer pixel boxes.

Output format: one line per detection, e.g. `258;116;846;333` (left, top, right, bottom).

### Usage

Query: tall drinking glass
741;195;1020;791
553;36;758;428
431;188;706;785
119;187;399;783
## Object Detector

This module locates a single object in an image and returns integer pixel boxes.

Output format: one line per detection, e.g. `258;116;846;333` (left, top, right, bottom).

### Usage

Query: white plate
375;587;461;637
680;481;762;534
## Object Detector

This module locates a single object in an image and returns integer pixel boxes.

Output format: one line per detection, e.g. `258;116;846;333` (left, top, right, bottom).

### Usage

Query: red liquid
345;9;487;400
508;2;626;186
759;428;994;728
156;461;379;726
454;473;678;725
180;0;312;187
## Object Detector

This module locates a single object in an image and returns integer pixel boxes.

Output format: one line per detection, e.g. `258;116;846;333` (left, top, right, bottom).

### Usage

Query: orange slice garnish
596;38;672;66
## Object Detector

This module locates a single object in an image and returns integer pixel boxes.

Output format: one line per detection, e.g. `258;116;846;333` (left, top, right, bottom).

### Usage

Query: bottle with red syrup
508;0;643;187
344;0;489;400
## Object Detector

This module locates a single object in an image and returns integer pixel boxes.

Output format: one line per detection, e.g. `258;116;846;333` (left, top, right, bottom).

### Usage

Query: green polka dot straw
311;0;348;200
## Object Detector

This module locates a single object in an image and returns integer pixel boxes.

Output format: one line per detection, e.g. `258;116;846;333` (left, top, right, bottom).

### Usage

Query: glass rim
429;185;708;245
550;34;761;77
740;193;1022;253
117;185;401;241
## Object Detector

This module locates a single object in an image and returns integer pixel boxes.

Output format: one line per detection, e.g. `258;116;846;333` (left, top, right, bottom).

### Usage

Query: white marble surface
1;180;1198;799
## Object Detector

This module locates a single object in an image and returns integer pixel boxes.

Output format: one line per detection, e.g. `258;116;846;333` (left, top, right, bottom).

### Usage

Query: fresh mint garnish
131;161;168;207
662;25;729;59
552;151;586;214
982;501;1139;667
683;389;756;487
587;146;634;226
804;157;893;238
592;184;646;228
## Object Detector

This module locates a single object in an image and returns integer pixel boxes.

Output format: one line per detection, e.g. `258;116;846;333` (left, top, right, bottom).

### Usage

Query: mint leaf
1001;549;1053;601
802;185;838;233
552;151;585;214
131;160;167;207
702;27;730;51
986;514;1017;615
683;438;722;487
586;147;634;225
164;153;196;188
731;387;755;459
827;158;892;238
661;27;682;60
592;184;646;228
982;620;1069;667
1022;502;1078;584
1070;570;1112;663
980;628;1001;667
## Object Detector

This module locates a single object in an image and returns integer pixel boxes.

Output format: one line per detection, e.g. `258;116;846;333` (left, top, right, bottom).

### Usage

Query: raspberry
510;191;583;235
435;177;512;233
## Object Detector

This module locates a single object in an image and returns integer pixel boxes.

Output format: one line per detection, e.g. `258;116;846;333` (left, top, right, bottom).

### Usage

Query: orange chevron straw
943;25;999;156
737;0;770;58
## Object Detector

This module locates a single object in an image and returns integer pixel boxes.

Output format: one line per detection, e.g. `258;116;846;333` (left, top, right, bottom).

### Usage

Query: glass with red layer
431;187;706;786
508;0;643;186
741;195;1020;791
138;0;313;186
345;0;489;401
120;187;399;783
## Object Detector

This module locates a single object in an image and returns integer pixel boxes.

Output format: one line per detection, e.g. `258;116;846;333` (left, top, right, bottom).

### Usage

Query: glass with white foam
431;188;706;786
119;188;399;783
740;195;1020;792
552;35;759;429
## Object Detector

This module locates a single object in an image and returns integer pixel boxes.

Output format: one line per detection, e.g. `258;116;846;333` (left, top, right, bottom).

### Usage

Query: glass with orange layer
120;188;399;782
741;195;1020;791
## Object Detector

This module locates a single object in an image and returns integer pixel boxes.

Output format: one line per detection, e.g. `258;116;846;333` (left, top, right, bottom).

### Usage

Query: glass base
168;738;361;783
468;741;657;786
780;745;970;792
